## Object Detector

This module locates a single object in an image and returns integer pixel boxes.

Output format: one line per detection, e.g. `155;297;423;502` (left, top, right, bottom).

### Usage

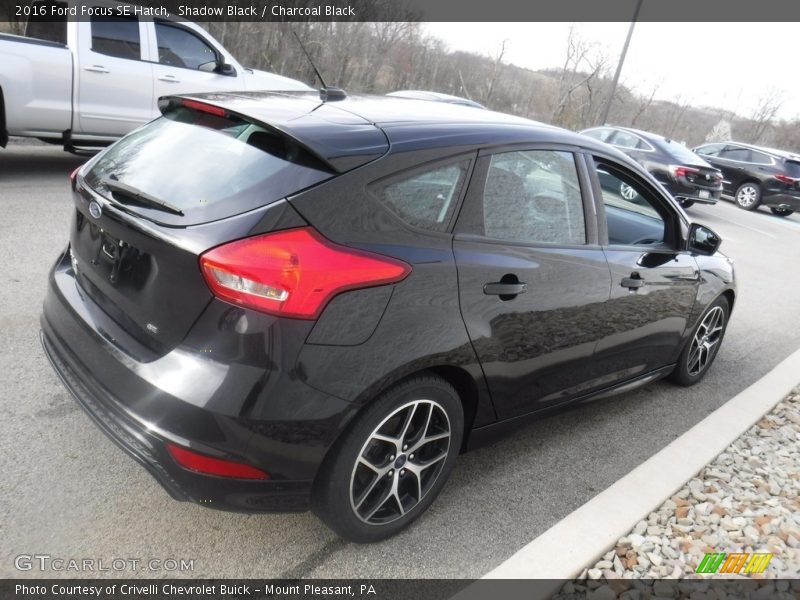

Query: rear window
84;106;334;226
785;161;800;178
662;139;702;163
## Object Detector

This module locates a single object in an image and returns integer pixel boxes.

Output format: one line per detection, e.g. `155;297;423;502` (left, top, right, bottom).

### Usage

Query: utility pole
599;0;644;125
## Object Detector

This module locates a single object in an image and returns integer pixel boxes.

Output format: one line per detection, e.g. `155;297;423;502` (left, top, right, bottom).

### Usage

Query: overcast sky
424;22;800;121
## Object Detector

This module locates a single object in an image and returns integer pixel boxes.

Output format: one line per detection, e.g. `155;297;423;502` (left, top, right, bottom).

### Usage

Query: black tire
680;200;695;208
734;182;761;210
770;207;794;217
669;295;730;387
312;375;464;543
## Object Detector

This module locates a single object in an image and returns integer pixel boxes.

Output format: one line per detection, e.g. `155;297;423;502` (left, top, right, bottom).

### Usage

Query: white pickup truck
0;0;311;151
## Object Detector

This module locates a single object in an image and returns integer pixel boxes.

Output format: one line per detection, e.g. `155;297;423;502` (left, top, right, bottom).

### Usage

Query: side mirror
218;62;236;76
687;223;721;255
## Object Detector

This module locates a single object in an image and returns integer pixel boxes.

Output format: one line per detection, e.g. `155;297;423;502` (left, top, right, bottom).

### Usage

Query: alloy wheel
736;185;758;207
687;306;725;376
350;400;451;525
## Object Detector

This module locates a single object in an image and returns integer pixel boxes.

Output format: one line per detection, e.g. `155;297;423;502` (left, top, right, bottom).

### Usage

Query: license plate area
698;190;710;199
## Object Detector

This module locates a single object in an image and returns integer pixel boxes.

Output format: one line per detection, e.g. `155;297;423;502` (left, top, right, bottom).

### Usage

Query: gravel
557;386;800;597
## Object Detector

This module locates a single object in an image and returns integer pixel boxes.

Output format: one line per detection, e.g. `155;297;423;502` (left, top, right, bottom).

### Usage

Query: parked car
581;125;723;209
42;92;735;542
387;89;487;109
0;0;310;151
693;142;800;217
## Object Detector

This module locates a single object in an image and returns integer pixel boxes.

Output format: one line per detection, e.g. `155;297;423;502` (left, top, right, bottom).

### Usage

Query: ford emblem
88;201;102;219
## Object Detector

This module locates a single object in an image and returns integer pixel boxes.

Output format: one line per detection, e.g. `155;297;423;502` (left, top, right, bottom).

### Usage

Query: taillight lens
69;166;81;191
671;165;700;179
774;174;797;185
166;443;269;480
200;227;411;319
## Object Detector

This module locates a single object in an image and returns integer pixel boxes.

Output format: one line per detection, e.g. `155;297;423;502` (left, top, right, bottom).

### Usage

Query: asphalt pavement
2;142;799;579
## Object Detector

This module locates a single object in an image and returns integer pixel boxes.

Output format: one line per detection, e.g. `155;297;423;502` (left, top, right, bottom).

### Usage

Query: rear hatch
70;102;338;357
662;138;722;189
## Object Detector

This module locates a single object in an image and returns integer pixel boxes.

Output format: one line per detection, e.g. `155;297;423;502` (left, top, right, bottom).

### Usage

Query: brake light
166;443;269;480
69;166;81;191
200;227;411;319
182;98;227;117
671;165;700;179
774;174;796;185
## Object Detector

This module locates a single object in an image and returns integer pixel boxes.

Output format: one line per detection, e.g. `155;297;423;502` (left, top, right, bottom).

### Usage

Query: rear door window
479;150;586;245
84;105;334;226
720;147;752;162
90;15;141;60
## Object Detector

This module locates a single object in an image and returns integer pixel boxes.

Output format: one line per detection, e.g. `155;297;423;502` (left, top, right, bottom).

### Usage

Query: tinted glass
84;107;334;226
155;22;218;70
372;162;469;232
749;151;773;165
90;15;140;60
26;2;67;44
611;130;641;149
720;147;752;162
595;162;667;246
696;143;725;157
785;161;800;178
663;139;702;163
583;128;615;142
482;150;585;245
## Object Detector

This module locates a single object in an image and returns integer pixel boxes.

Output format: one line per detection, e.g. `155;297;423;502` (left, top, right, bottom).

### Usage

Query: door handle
158;76;181;83
83;65;110;73
621;273;645;289
483;282;527;296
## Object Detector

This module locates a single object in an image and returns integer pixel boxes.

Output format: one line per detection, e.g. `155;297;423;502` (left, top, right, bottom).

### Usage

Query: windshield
84;106;334;226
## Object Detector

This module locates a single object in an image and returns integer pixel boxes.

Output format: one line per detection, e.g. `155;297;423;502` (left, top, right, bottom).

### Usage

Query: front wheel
312;375;464;543
669;296;730;386
770;207;794;217
735;182;761;210
679;200;695;208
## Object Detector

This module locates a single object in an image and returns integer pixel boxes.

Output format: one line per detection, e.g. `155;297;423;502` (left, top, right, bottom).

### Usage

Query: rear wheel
669;296;729;386
735;182;761;210
770;207;794;217
312;375;463;542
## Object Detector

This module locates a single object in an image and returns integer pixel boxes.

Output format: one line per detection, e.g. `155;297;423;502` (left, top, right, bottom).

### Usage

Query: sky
424;22;800;121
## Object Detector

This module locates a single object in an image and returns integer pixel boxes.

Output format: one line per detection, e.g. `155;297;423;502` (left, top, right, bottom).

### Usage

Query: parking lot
2;141;800;579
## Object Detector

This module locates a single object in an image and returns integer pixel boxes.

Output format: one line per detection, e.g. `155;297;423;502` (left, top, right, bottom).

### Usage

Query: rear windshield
785;161;800;178
662;138;704;164
84;106;334;226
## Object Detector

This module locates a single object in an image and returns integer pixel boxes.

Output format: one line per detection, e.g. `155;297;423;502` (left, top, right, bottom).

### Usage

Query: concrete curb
481;347;800;588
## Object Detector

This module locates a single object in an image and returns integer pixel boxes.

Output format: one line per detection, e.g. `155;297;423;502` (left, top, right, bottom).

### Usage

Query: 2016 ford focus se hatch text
41;92;735;542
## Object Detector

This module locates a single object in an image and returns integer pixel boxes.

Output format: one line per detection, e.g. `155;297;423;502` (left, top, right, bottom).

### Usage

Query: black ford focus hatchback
42;92;735;542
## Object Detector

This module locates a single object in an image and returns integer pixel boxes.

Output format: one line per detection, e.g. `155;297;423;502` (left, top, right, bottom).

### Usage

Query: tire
669;295;730;387
680;200;695;208
312;375;464;543
770;207;794;217
734;182;761;210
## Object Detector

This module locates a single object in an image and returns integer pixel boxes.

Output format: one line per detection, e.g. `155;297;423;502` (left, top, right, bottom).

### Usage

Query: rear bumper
40;249;358;513
762;191;800;211
666;182;721;205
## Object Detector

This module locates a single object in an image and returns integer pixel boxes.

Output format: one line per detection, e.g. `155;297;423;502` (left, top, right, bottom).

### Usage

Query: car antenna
292;31;346;102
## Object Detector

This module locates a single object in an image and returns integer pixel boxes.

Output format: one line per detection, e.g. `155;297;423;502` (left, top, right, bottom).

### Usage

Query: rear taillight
166;443;269;480
671;165;700;179
774;174;797;185
69;166;81;191
200;227;411;319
